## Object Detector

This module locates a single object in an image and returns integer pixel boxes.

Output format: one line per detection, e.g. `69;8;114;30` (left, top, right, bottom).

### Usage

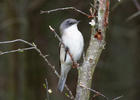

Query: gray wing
59;43;69;62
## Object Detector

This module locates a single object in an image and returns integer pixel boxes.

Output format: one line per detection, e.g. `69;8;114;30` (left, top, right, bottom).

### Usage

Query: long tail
57;73;67;92
57;64;71;92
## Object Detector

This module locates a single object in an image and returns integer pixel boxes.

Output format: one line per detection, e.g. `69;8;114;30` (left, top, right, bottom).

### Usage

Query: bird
58;18;84;92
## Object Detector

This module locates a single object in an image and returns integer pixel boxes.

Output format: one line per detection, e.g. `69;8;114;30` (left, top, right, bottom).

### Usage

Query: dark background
0;0;140;100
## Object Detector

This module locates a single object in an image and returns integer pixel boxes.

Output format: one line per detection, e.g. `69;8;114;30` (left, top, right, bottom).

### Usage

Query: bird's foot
72;62;79;68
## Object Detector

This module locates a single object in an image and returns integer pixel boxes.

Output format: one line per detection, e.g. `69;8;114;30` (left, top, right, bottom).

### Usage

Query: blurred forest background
0;0;140;100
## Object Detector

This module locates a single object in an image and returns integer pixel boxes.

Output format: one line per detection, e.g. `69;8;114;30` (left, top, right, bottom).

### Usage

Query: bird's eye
67;21;74;25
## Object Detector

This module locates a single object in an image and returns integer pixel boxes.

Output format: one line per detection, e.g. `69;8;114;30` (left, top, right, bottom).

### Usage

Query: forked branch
0;39;74;99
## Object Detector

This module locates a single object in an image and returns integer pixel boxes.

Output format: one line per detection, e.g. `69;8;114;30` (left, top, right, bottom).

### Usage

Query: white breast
61;24;84;63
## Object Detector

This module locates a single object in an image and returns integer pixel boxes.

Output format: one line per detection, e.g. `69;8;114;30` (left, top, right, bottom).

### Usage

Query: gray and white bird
58;18;84;92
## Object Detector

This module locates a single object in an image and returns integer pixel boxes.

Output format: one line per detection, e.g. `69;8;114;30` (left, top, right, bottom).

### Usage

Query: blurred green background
0;0;140;100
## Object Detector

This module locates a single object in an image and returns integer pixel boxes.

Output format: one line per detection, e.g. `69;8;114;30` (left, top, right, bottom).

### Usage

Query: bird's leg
72;62;79;68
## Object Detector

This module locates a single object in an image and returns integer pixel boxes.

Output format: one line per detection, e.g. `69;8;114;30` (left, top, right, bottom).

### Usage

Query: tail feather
57;74;67;92
58;64;71;92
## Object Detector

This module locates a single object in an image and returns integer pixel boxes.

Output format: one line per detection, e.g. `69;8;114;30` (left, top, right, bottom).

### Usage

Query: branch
80;83;108;100
0;39;33;46
75;0;110;100
49;23;117;100
45;78;50;100
49;26;62;42
132;0;140;10
111;0;122;11
0;39;74;99
126;11;140;21
112;95;123;100
40;7;92;18
126;0;140;21
0;47;35;55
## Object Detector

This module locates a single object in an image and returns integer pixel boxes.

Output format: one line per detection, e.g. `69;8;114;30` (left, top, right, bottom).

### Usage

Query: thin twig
45;78;50;100
0;47;35;55
40;7;92;18
111;0;122;11
126;11;140;21
32;42;75;99
132;0;140;10
126;0;140;21
0;39;33;46
31;43;60;78
49;26;62;42
0;39;74;99
64;85;74;99
80;83;108;100
112;95;123;100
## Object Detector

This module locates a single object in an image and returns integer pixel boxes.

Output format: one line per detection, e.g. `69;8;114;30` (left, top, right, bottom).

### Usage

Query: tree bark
75;0;110;100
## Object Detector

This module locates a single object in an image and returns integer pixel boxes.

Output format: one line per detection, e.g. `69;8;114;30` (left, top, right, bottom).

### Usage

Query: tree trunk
75;0;110;100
